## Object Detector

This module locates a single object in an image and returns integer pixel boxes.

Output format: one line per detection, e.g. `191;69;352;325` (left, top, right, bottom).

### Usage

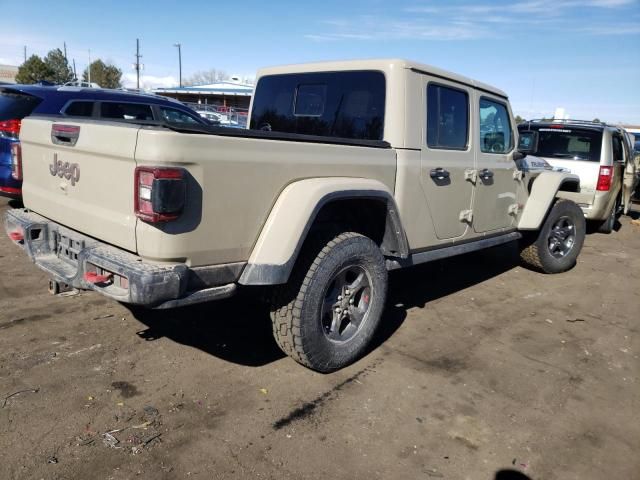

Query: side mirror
517;131;538;154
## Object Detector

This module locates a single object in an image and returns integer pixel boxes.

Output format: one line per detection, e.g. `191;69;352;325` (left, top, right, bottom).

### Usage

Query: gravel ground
0;198;638;480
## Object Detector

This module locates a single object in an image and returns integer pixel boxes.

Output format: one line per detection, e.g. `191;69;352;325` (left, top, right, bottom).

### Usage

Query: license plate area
55;232;84;265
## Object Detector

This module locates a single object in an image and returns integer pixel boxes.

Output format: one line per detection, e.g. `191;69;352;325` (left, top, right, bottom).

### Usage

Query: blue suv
0;85;208;199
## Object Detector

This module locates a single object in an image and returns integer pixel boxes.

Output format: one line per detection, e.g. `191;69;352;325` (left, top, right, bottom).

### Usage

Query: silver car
518;120;638;233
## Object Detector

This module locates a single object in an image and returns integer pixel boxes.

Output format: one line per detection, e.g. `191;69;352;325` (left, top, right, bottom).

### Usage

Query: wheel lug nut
337;295;343;301
349;299;354;304
343;309;348;314
335;307;341;313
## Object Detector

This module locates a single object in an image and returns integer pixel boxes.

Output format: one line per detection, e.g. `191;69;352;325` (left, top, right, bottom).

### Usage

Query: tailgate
542;157;599;193
20;117;139;252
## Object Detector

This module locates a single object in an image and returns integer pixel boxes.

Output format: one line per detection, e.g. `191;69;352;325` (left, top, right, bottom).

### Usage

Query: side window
159;107;201;124
426;84;469;150
612;135;623;161
479;98;513;154
64;101;94;117
100;102;153;121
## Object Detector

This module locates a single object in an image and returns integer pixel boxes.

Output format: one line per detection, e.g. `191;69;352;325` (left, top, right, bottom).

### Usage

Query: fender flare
518;171;581;230
239;177;409;285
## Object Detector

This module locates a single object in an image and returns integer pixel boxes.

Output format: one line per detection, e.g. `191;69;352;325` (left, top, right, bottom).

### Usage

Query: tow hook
48;280;74;295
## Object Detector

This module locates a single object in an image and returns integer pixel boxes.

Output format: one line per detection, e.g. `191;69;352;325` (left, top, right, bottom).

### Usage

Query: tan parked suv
518;120;638;233
6;59;587;372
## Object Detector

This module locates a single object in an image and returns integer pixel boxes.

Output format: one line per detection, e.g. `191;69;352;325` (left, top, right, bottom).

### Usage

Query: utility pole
63;42;67;61
23;46;27;63
173;43;182;87
134;38;142;90
72;59;77;80
88;49;91;84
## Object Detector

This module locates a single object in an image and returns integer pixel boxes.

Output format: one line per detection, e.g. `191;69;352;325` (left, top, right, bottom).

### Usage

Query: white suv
518;120;638;233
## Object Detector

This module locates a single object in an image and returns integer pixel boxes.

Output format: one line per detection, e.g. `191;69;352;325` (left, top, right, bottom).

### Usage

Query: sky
0;0;639;123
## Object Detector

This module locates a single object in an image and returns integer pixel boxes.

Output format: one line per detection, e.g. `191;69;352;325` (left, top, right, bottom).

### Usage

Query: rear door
419;79;474;240
20;117;139;252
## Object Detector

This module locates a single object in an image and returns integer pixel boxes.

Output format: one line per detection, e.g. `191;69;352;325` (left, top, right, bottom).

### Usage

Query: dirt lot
0;198;638;480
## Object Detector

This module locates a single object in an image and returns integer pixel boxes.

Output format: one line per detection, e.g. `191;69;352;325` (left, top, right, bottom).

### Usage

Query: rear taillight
10;143;22;180
134;167;186;223
0;119;21;139
596;166;612;191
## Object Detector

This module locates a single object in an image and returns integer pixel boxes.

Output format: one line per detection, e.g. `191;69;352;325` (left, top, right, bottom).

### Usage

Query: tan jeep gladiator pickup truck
6;59;586;372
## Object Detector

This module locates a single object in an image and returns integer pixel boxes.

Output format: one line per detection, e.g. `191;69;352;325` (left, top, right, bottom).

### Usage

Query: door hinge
459;209;473;223
464;168;478;184
513;170;524;181
508;203;520;216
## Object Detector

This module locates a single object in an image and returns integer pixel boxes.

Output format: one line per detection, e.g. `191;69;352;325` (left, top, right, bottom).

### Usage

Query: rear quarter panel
134;129;397;266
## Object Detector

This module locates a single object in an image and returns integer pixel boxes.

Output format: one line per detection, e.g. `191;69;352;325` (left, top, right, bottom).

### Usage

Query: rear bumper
5;209;238;308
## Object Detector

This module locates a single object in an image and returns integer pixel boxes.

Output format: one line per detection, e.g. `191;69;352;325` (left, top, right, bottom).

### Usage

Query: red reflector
9;231;24;241
596;166;612;191
0;186;21;195
52;124;80;135
10;143;22;180
0;119;21;137
84;271;113;284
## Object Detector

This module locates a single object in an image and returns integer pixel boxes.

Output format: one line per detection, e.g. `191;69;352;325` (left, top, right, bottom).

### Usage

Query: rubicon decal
49;153;80;185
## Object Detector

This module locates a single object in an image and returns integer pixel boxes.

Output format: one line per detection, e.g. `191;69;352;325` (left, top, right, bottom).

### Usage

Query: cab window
250;71;385;140
426;84;469;150
480;98;512;154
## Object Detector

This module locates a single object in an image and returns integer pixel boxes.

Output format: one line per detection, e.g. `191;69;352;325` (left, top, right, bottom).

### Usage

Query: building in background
0;64;19;84
153;81;253;110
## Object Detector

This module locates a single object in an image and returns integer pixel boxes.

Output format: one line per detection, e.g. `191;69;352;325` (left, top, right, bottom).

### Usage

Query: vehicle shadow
129;241;521;368
494;470;533;480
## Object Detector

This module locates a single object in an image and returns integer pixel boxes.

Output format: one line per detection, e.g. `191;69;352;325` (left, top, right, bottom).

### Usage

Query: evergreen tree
82;60;123;89
15;55;55;84
44;48;73;84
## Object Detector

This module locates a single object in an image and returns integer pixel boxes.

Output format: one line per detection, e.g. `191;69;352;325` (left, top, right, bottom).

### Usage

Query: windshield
0;91;42;121
518;125;603;162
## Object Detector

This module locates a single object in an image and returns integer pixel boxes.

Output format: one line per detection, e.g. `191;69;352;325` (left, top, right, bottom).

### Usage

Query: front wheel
270;232;388;372
520;199;586;274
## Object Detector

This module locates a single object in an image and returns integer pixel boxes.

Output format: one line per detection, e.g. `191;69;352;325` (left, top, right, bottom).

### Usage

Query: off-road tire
520;199;586;274
270;232;387;373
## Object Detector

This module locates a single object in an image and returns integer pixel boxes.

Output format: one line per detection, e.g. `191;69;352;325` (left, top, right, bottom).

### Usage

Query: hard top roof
256;58;508;98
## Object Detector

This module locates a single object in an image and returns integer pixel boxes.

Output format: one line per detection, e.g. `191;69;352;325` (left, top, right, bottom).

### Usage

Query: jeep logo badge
49;153;80;186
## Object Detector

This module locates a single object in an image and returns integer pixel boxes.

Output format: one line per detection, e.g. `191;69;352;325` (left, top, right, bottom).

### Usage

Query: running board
386;232;522;271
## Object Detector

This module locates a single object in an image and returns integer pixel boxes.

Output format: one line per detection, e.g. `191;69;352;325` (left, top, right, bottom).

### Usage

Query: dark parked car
0;85;207;199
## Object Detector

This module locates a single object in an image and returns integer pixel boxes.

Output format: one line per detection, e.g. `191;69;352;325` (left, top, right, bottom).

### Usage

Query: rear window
64;101;94;117
518;125;603;162
100;102;154;121
0;91;42;121
250;71;385;140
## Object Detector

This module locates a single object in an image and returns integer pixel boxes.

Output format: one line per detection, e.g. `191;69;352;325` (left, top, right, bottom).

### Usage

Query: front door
419;79;475;240
473;95;519;233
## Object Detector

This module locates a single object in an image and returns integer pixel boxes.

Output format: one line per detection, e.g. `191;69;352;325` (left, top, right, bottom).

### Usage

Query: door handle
480;168;494;180
430;167;450;180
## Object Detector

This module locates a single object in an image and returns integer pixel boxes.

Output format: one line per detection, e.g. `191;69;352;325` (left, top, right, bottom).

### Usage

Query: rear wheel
520;199;586;273
596;197;619;234
270;232;387;372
